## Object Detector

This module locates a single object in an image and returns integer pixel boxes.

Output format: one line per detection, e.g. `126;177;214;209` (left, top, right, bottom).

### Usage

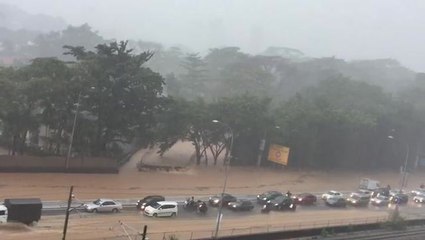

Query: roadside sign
267;144;290;166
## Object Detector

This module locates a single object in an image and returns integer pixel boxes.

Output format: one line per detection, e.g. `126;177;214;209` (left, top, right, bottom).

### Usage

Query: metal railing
97;216;389;240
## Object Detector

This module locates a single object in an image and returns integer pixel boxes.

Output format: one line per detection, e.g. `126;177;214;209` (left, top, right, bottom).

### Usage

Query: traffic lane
41;197;425;220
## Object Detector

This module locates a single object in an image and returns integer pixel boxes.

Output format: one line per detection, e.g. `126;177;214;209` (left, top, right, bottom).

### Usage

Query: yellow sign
268;144;290;166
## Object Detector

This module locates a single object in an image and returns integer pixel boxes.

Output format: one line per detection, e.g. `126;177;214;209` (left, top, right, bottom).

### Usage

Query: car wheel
153;213;157;217
93;209;98;213
171;212;176;217
112;208;119;213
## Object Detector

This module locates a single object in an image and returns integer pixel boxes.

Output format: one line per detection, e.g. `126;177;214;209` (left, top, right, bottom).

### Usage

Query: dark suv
257;191;284;204
137;195;165;210
261;196;296;213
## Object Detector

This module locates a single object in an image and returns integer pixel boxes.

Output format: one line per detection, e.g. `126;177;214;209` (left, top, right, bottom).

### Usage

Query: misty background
1;0;425;72
1;0;425;169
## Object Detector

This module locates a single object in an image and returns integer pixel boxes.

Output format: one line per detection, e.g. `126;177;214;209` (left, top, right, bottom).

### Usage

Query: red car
292;193;317;205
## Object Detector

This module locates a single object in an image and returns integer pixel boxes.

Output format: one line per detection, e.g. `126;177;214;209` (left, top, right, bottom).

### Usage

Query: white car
144;201;178;217
0;205;7;223
322;191;343;200
413;194;425;203
83;199;123;213
411;189;425;196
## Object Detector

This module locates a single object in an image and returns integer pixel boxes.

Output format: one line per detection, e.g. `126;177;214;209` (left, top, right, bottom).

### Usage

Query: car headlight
267;200;271;203
352;201;357;203
298;198;303;201
262;197;267;200
257;195;260;198
213;199;220;203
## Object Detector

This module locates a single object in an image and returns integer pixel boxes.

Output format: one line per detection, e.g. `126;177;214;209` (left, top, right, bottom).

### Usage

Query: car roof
0;205;7;210
265;191;281;194
156;201;178;205
328;190;340;193
143;195;164;200
98;198;115;202
299;193;313;196
236;199;252;202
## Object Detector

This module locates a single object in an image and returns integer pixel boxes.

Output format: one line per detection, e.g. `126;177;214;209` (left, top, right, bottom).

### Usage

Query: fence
99;216;389;240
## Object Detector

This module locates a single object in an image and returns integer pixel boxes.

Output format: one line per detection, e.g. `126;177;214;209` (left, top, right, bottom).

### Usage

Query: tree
275;77;396;169
209;94;272;165
155;98;214;165
0;66;39;155
64;41;165;156
178;53;207;100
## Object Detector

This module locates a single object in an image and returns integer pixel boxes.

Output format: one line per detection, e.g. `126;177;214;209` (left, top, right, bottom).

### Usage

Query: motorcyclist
197;201;207;213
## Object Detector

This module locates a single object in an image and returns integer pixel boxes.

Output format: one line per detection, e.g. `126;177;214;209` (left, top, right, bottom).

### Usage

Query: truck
359;178;380;191
4;198;42;225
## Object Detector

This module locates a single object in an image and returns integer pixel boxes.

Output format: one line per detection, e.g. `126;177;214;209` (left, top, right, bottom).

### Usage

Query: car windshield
151;202;161;209
266;192;279;197
350;194;360;199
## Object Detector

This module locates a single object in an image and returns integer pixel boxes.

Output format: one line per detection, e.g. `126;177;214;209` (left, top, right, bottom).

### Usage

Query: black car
389;193;409;204
261;196;296;213
209;193;237;207
228;200;254;211
257;191;284;204
346;194;370;207
136;195;165;210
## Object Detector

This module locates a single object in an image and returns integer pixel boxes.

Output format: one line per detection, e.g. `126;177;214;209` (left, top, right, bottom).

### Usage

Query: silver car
84;199;123;213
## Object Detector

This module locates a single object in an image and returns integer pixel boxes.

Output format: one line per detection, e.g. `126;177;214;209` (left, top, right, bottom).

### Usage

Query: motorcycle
184;199;196;210
261;204;271;214
196;201;208;215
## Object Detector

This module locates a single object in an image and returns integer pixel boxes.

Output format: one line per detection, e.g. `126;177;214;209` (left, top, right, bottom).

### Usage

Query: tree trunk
194;144;201;165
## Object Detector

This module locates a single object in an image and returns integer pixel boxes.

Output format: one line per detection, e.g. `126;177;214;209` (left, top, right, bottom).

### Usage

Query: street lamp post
388;135;410;191
65;92;82;170
256;126;280;167
212;120;233;239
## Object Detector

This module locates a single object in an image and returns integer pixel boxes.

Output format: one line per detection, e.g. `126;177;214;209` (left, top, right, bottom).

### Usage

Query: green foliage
274;78;397;169
0;41;164;158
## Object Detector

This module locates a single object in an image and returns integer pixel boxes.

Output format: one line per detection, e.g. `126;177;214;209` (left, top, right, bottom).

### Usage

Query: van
143;201;178;217
0;204;7;223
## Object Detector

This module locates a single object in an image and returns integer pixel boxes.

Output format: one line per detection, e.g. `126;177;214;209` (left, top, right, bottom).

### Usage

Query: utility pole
62;186;74;240
142;225;148;240
256;130;266;167
400;144;410;191
212;120;233;239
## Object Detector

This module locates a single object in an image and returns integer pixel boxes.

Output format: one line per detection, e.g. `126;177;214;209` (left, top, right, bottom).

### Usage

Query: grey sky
1;0;425;71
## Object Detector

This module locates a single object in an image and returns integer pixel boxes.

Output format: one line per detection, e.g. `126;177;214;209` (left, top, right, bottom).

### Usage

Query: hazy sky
1;0;425;71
